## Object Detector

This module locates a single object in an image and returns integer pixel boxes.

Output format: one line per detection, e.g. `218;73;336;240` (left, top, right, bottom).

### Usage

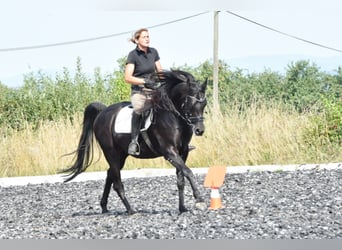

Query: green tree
282;60;326;112
330;66;342;99
106;56;130;103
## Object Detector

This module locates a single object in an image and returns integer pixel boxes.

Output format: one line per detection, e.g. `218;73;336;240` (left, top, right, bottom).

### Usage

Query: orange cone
204;166;226;210
208;187;223;210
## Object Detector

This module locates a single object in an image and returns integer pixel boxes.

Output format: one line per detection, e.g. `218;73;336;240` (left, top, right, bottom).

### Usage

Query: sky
1;0;342;87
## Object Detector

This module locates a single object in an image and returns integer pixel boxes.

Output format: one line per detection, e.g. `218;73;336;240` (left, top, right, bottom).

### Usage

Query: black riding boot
128;112;143;155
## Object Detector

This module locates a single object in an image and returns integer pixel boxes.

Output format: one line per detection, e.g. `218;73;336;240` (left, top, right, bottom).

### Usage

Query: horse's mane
156;69;195;85
151;70;196;113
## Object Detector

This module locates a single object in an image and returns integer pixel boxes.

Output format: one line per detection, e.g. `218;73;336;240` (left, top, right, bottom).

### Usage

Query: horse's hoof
179;206;189;214
195;202;207;211
127;210;137;216
101;208;109;214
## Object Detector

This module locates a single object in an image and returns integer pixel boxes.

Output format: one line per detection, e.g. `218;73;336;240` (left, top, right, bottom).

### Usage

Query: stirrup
128;141;140;155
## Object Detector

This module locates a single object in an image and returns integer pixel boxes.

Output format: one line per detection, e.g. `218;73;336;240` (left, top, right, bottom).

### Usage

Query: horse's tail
60;102;107;182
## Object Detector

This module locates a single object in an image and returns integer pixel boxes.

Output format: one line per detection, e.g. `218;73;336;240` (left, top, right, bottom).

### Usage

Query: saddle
114;105;153;134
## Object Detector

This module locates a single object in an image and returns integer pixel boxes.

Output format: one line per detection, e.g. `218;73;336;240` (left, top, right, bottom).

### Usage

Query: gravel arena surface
0;167;341;239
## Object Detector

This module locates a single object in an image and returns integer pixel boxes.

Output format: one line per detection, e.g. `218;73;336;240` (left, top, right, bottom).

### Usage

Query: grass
192;104;300;167
1;103;341;177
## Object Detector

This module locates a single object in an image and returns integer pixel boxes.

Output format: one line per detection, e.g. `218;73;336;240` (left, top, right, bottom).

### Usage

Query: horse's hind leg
101;153;135;215
100;170;113;213
111;169;135;215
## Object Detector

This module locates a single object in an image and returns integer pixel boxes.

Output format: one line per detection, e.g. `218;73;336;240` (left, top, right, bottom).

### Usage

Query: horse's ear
201;78;208;91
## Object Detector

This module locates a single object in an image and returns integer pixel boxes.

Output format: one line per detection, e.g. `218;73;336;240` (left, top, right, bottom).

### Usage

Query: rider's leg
128;91;147;155
128;111;143;155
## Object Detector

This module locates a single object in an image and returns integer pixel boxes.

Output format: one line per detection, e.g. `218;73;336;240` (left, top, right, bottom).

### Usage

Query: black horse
61;70;208;214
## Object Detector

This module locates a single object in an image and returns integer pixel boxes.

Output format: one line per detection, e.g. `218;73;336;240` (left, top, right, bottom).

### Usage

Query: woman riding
124;28;162;155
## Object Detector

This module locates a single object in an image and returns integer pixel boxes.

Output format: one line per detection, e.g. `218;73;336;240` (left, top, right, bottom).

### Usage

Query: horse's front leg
176;168;187;213
167;155;205;213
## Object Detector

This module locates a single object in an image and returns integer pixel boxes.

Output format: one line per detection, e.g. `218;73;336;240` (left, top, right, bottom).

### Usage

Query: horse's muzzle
194;122;205;136
195;127;204;136
188;116;205;136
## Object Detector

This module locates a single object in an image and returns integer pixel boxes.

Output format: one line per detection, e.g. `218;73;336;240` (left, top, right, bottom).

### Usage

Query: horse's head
181;76;208;136
155;70;208;136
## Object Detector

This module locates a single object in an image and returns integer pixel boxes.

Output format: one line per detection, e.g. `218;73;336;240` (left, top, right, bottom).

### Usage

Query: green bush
317;96;341;145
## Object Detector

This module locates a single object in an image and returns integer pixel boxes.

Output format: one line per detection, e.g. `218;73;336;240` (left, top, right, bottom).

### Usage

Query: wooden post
213;11;220;114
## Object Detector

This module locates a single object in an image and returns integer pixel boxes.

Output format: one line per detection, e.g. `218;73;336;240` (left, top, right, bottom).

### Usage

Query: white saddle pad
114;106;153;133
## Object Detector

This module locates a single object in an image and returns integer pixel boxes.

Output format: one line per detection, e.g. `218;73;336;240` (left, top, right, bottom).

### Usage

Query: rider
124;28;162;155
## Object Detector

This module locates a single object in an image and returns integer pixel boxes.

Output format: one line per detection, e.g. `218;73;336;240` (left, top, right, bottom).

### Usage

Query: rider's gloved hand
144;78;160;89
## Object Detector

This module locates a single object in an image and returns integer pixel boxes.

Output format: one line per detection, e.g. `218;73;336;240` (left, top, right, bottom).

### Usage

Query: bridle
154;78;206;126
180;94;206;126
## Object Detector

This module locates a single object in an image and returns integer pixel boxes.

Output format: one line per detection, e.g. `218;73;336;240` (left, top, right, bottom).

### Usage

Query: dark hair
130;28;148;44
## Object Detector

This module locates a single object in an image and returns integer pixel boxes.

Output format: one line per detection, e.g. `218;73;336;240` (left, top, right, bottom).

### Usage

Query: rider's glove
144;78;160;89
